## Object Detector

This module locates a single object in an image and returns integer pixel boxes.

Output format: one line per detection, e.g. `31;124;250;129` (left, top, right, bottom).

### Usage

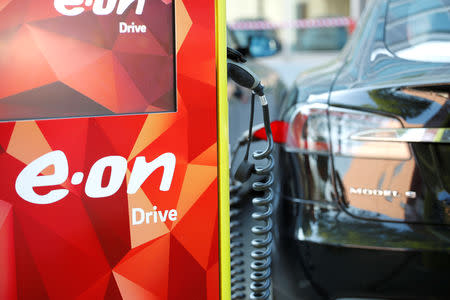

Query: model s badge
349;187;417;199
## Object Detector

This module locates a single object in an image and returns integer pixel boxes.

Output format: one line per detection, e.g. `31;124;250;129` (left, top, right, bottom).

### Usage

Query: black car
234;0;450;299
296;25;348;51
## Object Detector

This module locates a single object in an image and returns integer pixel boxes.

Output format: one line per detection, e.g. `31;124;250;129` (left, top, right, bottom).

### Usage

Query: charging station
0;0;229;299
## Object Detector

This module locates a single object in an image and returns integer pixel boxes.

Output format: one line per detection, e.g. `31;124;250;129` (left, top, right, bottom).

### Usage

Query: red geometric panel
27;25;109;79
0;25;57;99
168;235;207;300
172;180;219;268
0;0;220;299
104;273;124;300
0;200;16;300
76;272;110;300
114;234;171;299
0;0;176;120
0;0;27;32
0;122;14;153
207;263;220;300
113;272;161;300
14;205;110;299
13;216;50;300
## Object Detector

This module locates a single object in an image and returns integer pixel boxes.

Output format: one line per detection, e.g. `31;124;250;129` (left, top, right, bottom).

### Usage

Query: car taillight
253;120;288;144
286;104;330;153
284;104;411;160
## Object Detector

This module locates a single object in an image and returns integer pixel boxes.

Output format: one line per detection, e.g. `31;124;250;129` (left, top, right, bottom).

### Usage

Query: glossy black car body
269;1;450;299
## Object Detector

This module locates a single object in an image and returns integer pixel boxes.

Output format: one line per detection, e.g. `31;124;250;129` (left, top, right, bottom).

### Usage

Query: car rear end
272;0;450;299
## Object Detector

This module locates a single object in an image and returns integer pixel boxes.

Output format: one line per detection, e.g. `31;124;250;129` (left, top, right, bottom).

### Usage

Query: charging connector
227;60;265;97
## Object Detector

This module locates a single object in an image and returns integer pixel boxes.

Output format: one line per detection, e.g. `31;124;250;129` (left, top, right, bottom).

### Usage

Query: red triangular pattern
76;272;110;300
81;119;131;267
95;114;147;157
114;52;174;107
208;215;220;269
25;0;61;23
0;122;14;153
27;25;109;80
0;25;57;99
62;52;120;112
190;142;218;166
13;215;50;300
149;89;176;111
15;211;109;299
104;273;123;300
114;234;170;298
168;235;207;300
177;75;217;161
0;0;27;32
207;262;220;300
111;54;150;113
172;180;218;269
0;200;16;300
14;190;109;265
113;272;161;300
30;13;115;50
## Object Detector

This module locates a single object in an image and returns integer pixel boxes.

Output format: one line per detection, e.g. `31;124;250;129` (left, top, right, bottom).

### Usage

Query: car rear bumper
271;194;450;299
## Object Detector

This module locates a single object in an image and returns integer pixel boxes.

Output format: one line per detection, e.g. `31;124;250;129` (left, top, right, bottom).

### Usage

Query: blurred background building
227;0;369;85
227;0;367;52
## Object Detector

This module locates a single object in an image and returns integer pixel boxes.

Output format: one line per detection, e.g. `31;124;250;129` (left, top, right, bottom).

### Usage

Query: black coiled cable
229;95;257;300
249;104;274;300
229;93;274;299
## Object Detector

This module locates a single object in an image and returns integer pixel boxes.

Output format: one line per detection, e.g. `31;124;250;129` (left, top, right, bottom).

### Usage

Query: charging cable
228;48;274;300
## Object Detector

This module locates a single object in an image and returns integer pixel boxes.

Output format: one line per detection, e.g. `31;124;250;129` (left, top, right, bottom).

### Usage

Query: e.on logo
15;150;176;205
54;0;145;16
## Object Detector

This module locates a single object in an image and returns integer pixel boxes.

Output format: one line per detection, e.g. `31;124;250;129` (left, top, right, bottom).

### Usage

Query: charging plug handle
227;47;247;63
227;60;264;96
234;160;255;183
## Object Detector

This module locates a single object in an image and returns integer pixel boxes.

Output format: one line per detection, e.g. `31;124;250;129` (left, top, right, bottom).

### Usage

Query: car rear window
385;0;450;63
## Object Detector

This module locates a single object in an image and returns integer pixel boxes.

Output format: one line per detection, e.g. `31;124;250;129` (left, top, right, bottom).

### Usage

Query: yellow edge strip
434;128;445;142
215;0;231;299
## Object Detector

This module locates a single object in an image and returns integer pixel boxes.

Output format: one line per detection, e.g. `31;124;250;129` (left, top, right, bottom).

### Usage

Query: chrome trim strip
304;239;414;252
350;128;450;143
